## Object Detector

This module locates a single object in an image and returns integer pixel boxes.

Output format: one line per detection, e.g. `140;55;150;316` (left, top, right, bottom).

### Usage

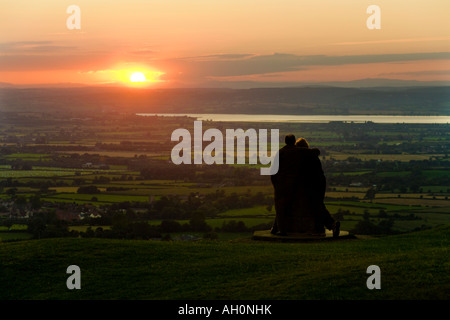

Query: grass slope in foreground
0;225;448;300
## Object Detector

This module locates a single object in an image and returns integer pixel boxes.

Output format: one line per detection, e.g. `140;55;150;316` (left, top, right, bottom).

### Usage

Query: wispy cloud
379;70;450;77
0;54;117;71
166;52;450;78
0;41;76;54
2;48;449;86
333;36;450;46
181;53;255;62
129;50;157;56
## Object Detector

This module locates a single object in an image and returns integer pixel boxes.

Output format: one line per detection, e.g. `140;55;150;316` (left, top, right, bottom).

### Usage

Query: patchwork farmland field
0;115;448;242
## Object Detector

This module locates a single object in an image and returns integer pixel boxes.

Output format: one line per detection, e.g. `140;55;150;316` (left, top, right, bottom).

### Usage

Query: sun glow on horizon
101;66;166;87
130;72;147;82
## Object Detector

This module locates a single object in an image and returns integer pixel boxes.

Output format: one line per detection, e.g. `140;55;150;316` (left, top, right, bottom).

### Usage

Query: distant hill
205;78;450;89
0;86;449;115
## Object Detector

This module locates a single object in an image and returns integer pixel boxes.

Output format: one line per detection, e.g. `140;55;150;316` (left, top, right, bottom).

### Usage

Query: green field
144;217;273;229
0;232;32;241
0;225;448;300
325;153;444;162
0;170;79;178
44;193;150;203
2;153;50;160
217;206;273;217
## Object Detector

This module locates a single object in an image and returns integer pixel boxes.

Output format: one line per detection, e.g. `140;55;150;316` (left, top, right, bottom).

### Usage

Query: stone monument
255;135;354;242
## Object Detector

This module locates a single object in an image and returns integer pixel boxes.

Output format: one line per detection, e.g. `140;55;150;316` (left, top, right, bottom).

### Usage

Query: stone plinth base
252;229;356;243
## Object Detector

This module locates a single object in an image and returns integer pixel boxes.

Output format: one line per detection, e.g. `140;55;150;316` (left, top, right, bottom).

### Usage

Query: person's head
285;134;296;146
295;137;309;148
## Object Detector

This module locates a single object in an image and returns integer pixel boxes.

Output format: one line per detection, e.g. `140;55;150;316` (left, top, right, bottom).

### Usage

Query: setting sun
130;72;147;83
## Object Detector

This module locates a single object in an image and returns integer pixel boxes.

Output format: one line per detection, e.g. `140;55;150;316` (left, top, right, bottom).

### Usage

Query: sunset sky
1;0;449;88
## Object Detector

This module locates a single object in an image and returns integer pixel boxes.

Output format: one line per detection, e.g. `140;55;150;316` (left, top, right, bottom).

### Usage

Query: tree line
24;210;271;241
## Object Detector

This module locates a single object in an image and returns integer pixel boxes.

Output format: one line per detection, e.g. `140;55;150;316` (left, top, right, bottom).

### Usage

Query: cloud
0;41;75;53
0;41;52;47
183;53;255;61
151;52;450;88
0;54;118;71
163;52;450;79
314;52;450;66
1;46;449;86
129;50;156;55
166;53;313;78
379;70;450;77
333;36;450;46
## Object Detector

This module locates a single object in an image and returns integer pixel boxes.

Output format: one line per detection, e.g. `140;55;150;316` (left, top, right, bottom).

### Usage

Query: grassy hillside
0;225;448;300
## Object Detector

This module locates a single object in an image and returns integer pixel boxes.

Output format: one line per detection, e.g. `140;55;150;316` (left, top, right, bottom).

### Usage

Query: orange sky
1;0;449;87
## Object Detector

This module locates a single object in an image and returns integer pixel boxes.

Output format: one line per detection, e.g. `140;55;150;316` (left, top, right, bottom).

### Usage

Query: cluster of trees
25;211;162;240
325;140;448;155
66;189;273;226
72;218;271;240
159;218;271;234
94;141;171;152
334;208;422;235
77;185;101;194
138;160;267;186
325;158;450;174
349;210;422;235
147;191;272;220
10;161;33;170
351;217;395;235
24;210;271;241
325;159;450;191
27;211;72;239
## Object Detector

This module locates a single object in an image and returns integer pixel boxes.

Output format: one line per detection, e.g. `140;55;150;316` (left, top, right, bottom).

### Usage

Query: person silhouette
270;135;340;237
270;134;299;236
294;137;340;237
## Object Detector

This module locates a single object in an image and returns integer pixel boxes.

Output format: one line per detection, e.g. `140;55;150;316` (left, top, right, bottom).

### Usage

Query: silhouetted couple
270;134;340;237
